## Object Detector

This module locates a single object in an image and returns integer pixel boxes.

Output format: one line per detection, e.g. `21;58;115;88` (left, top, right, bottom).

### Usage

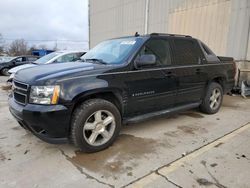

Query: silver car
8;51;86;82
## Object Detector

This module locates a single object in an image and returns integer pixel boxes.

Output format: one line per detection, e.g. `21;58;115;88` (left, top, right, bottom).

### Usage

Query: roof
149;33;192;38
110;33;192;40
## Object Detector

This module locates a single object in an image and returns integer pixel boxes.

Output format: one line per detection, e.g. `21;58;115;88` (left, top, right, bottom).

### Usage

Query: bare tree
28;44;37;55
0;33;4;53
8;39;29;56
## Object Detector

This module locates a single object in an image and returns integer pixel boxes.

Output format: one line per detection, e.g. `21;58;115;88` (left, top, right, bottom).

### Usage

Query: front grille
13;80;29;105
14;81;28;90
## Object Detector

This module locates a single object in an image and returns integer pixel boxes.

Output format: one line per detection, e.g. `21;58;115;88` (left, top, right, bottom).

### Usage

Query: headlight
29;85;60;105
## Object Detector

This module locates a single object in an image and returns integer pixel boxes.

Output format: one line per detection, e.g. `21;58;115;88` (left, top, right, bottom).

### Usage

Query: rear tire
1;68;10;76
200;82;223;114
70;99;121;153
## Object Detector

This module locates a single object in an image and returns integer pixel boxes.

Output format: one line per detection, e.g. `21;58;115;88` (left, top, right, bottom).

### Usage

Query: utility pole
88;0;90;49
144;0;150;34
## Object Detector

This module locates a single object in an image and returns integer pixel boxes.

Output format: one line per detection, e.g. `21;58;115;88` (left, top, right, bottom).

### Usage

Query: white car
8;51;86;81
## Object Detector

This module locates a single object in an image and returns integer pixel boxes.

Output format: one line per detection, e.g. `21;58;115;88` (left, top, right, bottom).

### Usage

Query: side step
123;102;201;124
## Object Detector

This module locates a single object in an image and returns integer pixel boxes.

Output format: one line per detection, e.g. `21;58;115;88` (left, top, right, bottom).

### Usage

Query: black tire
200;82;223;114
1;68;10;76
70;99;121;153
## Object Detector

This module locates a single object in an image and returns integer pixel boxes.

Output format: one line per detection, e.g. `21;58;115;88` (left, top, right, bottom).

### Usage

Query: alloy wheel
209;88;221;110
83;110;116;146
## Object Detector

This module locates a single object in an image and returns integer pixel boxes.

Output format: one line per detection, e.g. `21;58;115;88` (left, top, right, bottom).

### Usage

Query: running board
123;102;201;124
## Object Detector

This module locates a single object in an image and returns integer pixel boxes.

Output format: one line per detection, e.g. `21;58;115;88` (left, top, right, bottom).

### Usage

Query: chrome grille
13;80;29;105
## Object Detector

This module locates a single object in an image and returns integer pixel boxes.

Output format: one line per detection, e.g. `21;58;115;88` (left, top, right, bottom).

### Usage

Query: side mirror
135;54;156;67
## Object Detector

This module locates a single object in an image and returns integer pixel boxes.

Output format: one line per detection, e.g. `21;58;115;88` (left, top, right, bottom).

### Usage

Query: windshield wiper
84;58;107;65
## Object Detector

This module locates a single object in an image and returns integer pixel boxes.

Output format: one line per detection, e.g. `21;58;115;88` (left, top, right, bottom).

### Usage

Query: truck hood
14;62;105;85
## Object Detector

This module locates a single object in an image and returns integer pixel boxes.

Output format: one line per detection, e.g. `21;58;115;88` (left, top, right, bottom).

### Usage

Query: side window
72;53;82;61
201;42;213;55
56;54;75;63
136;39;172;67
173;39;201;65
15;58;22;62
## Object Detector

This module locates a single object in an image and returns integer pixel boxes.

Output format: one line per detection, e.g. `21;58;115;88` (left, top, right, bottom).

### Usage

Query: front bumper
8;96;72;144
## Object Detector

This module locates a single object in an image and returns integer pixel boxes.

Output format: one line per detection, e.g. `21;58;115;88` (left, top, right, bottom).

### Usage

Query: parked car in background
0;56;39;76
0;56;13;63
8;51;86;81
8;33;235;152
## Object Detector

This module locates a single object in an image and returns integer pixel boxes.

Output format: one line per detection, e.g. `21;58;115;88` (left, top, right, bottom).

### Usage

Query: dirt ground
0;76;250;188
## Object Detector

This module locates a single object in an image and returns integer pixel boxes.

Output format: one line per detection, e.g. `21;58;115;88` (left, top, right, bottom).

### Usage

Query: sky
0;0;89;51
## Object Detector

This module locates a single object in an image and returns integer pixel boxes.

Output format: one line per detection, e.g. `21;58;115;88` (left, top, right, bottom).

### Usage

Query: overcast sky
0;0;89;50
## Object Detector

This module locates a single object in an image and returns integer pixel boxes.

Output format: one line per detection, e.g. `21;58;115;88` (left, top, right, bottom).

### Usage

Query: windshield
34;52;61;64
81;37;139;64
0;57;16;63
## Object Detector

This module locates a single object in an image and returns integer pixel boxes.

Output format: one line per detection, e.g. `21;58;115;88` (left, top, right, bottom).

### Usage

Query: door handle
167;71;172;75
196;68;201;74
165;71;176;77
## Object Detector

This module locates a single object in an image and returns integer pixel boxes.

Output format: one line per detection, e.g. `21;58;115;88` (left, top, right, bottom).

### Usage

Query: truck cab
8;33;235;152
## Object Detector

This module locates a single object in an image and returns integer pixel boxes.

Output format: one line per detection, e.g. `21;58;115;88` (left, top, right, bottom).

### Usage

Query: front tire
200;82;223;114
1;68;10;76
70;99;121;153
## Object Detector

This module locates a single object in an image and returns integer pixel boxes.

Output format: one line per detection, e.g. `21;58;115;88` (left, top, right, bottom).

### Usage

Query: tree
0;33;4;53
8;39;29;56
28;44;37;55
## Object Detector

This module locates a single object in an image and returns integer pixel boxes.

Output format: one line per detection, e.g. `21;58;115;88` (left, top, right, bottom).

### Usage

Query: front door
14;57;27;66
126;38;177;116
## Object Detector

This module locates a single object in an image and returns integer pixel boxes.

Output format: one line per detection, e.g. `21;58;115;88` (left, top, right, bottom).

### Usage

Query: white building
89;0;250;63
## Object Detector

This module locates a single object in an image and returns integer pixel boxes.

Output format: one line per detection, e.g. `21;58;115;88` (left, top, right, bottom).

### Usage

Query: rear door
172;38;207;105
126;38;178;116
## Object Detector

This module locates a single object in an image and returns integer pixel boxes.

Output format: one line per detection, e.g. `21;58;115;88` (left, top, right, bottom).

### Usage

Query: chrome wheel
83;110;116;146
209;88;221;110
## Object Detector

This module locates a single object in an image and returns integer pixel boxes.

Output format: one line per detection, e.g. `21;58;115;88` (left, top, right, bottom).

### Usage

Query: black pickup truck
9;33;235;152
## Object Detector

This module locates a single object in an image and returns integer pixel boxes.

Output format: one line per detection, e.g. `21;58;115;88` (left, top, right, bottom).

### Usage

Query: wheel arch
0;67;10;75
71;89;124;117
210;76;226;92
0;66;7;71
202;76;226;100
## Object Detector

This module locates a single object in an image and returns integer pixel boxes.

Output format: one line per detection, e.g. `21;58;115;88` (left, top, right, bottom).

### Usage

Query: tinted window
201;42;213;55
173;39;200;65
136;39;172;67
